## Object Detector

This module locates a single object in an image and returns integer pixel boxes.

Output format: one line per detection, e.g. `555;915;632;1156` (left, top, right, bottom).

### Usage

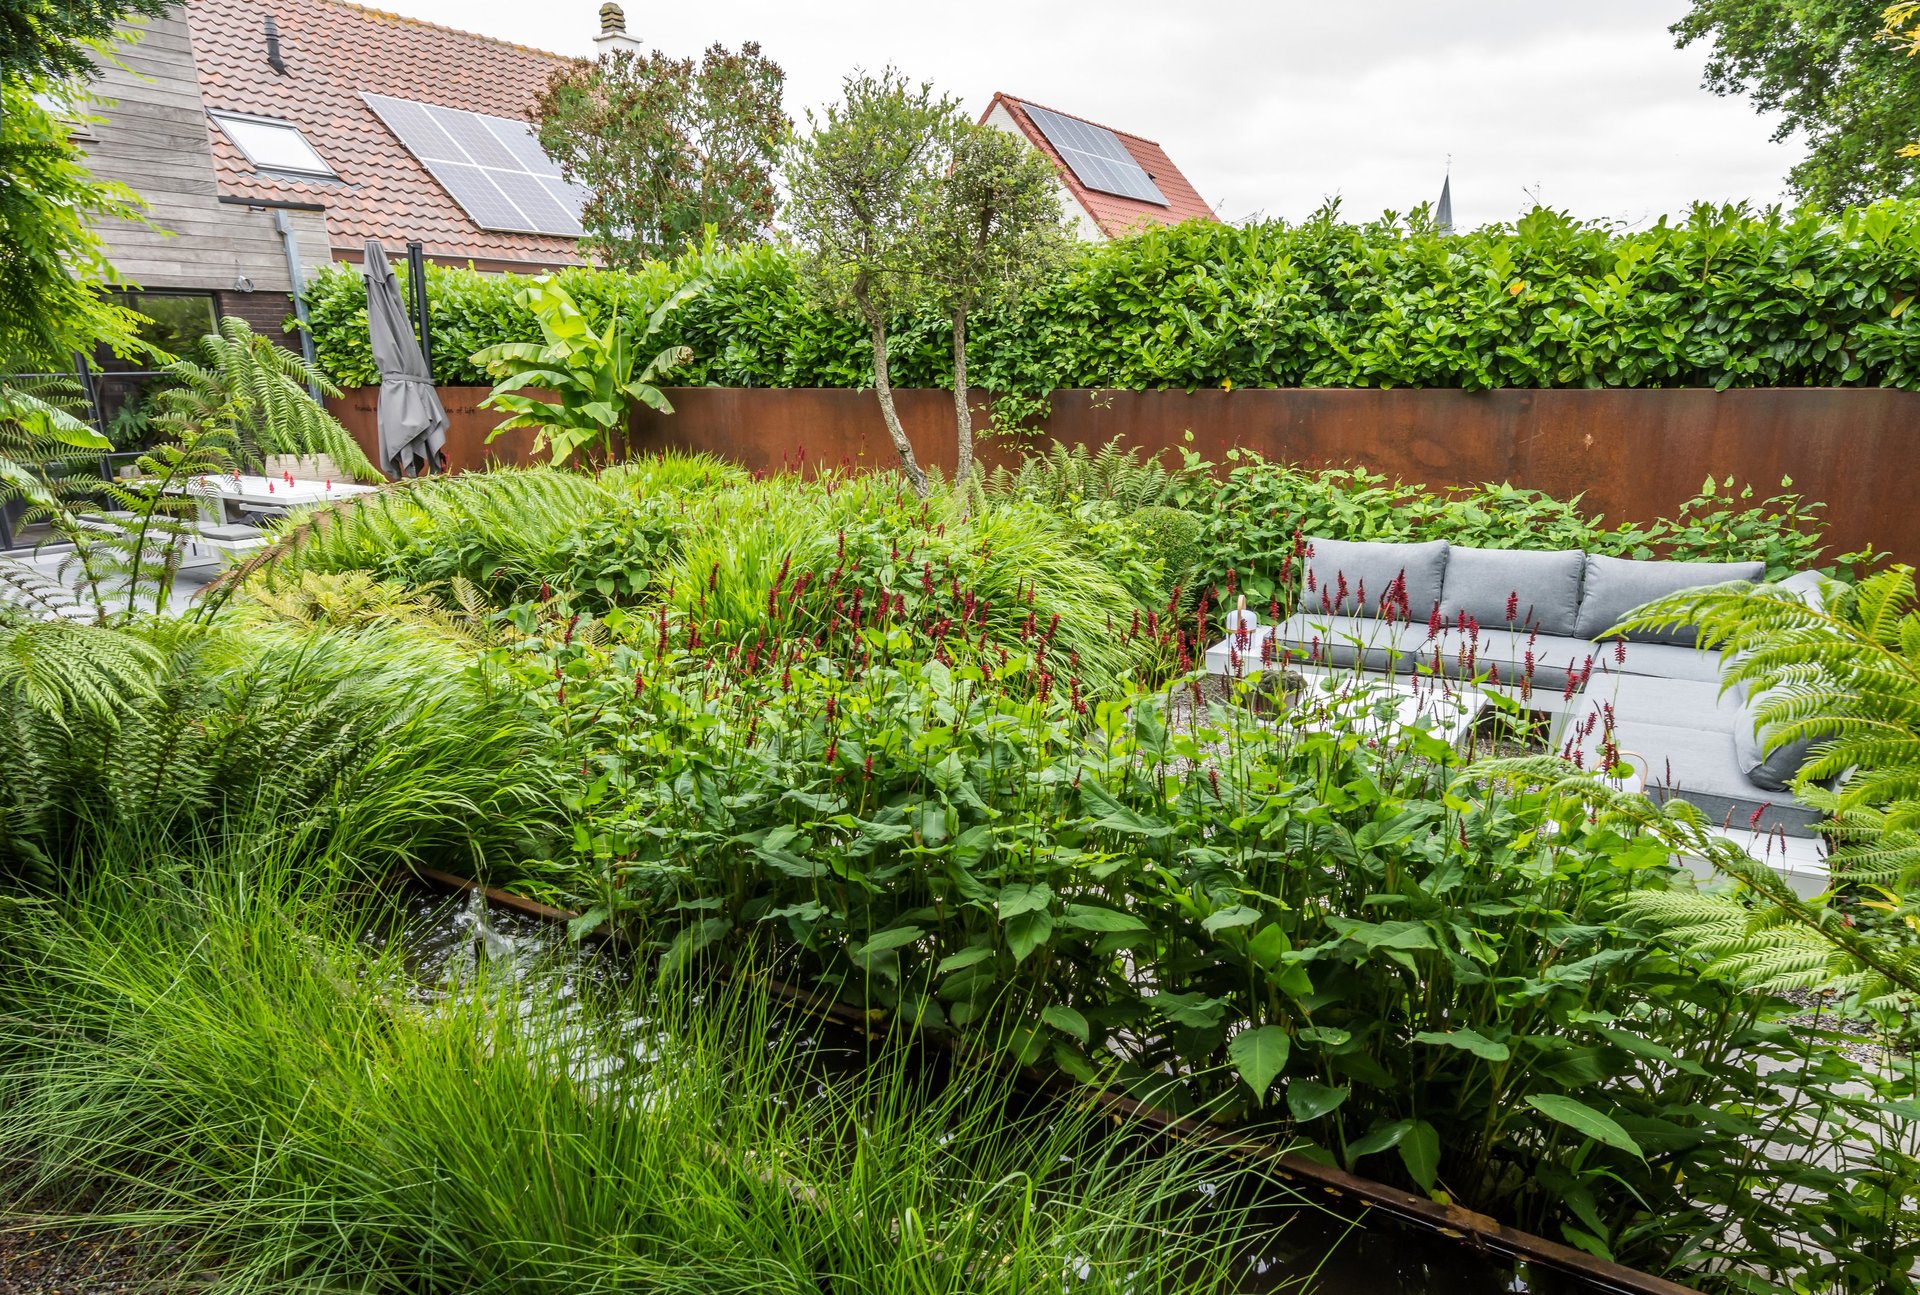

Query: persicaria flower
863;753;874;777
1505;591;1519;623
1614;638;1627;665
825;739;837;764
825;695;837;722
1207;767;1221;799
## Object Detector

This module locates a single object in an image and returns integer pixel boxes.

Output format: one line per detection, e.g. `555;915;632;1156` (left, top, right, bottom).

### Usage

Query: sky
377;0;1801;230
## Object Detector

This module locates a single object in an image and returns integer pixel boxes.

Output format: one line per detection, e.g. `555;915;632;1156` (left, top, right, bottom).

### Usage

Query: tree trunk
867;312;929;497
951;303;973;487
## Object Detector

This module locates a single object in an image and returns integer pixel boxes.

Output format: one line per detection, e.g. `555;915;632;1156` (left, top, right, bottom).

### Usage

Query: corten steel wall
328;386;1920;565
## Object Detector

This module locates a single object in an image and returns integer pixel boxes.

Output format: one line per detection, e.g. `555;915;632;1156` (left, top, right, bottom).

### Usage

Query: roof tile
186;0;587;266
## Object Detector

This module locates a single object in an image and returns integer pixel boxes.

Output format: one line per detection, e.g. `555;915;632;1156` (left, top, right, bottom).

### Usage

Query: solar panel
1019;102;1168;206
362;92;586;237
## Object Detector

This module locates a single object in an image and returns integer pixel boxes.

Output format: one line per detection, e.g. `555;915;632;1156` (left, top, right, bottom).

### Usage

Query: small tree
783;69;961;497
535;41;788;267
918;124;1071;484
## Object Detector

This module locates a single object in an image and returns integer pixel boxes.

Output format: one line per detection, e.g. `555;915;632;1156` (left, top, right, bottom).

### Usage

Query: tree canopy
535;40;789;268
1673;0;1920;208
0;0;168;83
0;77;146;369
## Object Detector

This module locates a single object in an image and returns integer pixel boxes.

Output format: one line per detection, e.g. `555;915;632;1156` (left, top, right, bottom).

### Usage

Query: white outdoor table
1205;625;1488;751
180;474;377;524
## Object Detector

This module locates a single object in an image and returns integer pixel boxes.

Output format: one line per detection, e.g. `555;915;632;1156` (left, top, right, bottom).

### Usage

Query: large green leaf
1081;779;1173;837
1285;1079;1348;1122
1411;1028;1510;1062
1228;1025;1290;1099
1524;1095;1645;1159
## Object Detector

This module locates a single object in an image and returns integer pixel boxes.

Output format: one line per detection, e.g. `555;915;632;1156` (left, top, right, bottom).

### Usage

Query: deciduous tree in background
1673;0;1920;208
918;125;1071;485
783;69;962;497
535;41;789;268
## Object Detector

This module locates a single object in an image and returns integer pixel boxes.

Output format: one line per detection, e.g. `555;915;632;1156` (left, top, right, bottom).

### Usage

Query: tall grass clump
0;844;1294;1294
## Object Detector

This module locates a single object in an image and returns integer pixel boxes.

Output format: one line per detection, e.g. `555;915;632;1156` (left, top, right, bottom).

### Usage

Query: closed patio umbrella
362;240;447;477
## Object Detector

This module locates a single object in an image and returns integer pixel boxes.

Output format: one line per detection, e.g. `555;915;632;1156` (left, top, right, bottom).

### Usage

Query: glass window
109;291;217;363
211;111;334;177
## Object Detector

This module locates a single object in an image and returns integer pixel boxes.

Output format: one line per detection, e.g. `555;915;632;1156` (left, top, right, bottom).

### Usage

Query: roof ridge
324;0;576;63
991;90;1161;147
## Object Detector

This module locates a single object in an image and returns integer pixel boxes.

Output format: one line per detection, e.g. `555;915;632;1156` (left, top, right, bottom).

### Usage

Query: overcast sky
382;0;1800;230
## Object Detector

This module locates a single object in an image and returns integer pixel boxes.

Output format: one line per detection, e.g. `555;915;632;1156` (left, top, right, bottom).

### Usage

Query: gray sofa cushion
1301;537;1448;621
1604;674;1738;734
1571;555;1764;647
1438;546;1586;636
1432;628;1591;695
1272;611;1437;674
1600;640;1725;683
1561;715;1822;838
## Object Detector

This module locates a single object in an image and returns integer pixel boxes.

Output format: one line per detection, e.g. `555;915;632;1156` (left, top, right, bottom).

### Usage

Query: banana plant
473;277;700;467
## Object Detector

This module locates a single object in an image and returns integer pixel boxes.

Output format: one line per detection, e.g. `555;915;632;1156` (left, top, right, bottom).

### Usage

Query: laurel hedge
305;201;1920;394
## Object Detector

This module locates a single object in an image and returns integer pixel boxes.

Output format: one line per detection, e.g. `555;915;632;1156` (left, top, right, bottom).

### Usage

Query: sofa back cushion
1438;546;1586;636
1300;537;1449;621
1571;554;1764;646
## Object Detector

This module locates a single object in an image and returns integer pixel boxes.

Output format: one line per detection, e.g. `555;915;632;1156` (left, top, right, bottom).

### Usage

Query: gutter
272;208;325;399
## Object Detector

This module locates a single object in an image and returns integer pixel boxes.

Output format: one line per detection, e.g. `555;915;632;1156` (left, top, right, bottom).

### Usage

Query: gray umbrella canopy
362;240;448;477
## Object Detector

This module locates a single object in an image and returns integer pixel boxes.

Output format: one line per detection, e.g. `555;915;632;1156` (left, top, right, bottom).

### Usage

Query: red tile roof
186;0;588;267
984;93;1216;239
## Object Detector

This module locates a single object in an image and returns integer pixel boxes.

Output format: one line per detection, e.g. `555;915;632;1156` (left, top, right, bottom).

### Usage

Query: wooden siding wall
85;10;328;294
328;385;1920;567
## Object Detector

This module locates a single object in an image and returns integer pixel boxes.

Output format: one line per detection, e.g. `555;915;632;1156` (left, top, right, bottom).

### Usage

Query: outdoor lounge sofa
1204;536;1829;844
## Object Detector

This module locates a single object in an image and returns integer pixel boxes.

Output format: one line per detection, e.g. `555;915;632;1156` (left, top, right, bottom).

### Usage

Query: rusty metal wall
329;385;1919;566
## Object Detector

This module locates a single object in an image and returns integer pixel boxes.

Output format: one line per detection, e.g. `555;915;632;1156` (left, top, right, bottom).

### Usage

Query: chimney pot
593;3;642;54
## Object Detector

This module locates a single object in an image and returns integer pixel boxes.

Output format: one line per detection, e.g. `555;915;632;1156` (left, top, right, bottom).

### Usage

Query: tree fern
156;317;380;483
0;620;161;723
0;377;110;526
1476;755;1920;1013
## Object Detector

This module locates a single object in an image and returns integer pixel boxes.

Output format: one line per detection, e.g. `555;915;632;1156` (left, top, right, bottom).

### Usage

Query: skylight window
211;111;334;177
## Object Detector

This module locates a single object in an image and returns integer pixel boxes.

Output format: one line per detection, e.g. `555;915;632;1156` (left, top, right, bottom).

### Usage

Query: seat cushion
1599;639;1726;683
1572;555;1764;647
199;523;264;542
1300;537;1448;622
1429;628;1592;695
1561;715;1822;838
1604;675;1737;734
1438;546;1585;636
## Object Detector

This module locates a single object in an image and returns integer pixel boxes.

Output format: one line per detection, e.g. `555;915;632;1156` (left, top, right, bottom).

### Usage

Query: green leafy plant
474;277;698;466
306;200;1920;397
493;591;1918;1289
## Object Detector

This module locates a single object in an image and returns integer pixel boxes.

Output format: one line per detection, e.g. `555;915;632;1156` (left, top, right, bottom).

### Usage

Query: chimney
593;3;643;55
264;14;286;74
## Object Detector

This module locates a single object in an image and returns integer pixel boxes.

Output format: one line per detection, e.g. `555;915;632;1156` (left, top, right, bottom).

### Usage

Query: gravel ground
0;1186;205;1295
1776;989;1909;1066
